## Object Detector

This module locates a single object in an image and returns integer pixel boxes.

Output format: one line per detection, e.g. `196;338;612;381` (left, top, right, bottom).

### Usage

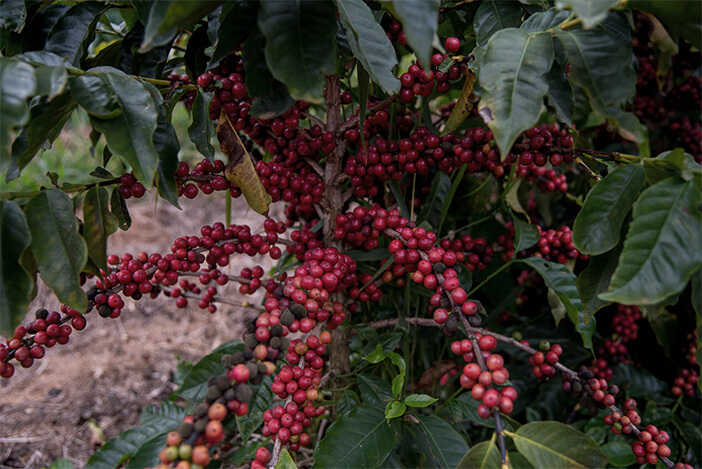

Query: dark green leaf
242;29;274;98
177;341;245;402
647;307;678;357
545;61;574;127
576;243;622;322
125;430;168;469
336;0;399;94
45;2;109;67
237;375;273;442
0;58;36;171
140;1;222;52
345;248;391;262
90;167;114;180
184;24;210;81
511;211;540;252
208;1;258;70
600;177;702;304
391;0;440;66
548;287;567;325
258;1;336;102
83;186;119;274
414;414;469;469
0;0;27;33
573;164;646;255
0;201;33;338
555;0;619;29
404;394;438;408
24;189;87;312
642;148;700;185
673;417;702;464
140;401;187;427
19;4;70;53
83;39;123;70
388;179;410;220
358;373;394;406
120;22;170;78
628;0;702;50
8;92;76;180
451;393;495;428
456;440;500;468
519;257;595;349
506;421;607;468
477;29;554;157
610;362;666;398
188;89;216;160
312;405;400;469
438;165;468;232
144;82;180;207
474;0;524;46
110;187;131;231
417;171;451;228
249;80;295;120
520;9;570;32
85;422;165;469
31;61;68;100
337;390;361;417
48;460;74;469
70;69;160;186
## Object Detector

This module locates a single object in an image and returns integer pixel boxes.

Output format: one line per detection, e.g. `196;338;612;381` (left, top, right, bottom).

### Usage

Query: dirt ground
0;195;278;468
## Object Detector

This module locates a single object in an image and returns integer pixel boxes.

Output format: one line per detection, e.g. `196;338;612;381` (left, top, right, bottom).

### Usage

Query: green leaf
48;460;74;469
258;1;336;102
144;82;180;207
242;28;274;98
414;414;469;469
555;15;638;142
312;405;400;469
83;186;119;274
506;421;607;468
519;257;595;349
363;345;407;398
418;171;451;228
140;1;222;52
70;69;160;186
140;401;187;427
450;393;495;429
45;2;109;67
8;93;75;179
385;400;406;420
183;24;210;81
438;165;468;232
390;0;439;67
599;177;702;304
576;244;621;322
548;287;567;325
673;416;702;464
18;4;70;53
358;373;394;406
404;394;438;408
555;0;619;29
337;390;361;417
177;340;245;402
441;73;477;136
0;58;36;171
610;362;666;398
276;449;298;469
85;422;165;469
573;164;646;255
545;62;574;127
628;0;702;50
643;148;700;185
24;189;87;312
237;375;273;442
119;22;170;78
188;89;216;160
208;0;258;70
474;0;524;46
248;80;295;120
125;430;169;469
456;440;500;469
520;9;570;33
477;29;554;157
30;61;68;100
110;188;131;231
0;201;33;338
336;0;399;94
388;179;410;220
0;0;27;33
511;210;540;253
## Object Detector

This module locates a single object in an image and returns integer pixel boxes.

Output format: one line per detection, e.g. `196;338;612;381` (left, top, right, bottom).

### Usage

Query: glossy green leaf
24;189;87;312
0;201;33;338
519;257;595;349
0;0;27;33
576;243;622;322
188;89;216;160
511;211;540;253
642;148;700;185
208;0;258;70
673;416;702;464
83;186;119;274
477;29;554;157
258;1;336;102
242;28;274;98
45;2;108;67
144;82;180;207
358;373;394;406
120;22;170;78
414;414;469;469
611;362;666;398
545;62;574;127
70;70;159;186
276;449;298;469
474;0;524;46
555;0;619;29
140;401;187;427
418;171;451;228
385;400;406;419
125;430;168;469
30;60;68;100
600;177;702;304
364;344;407;398
18;4;70;53
336;0;399;94
456;439;500;469
0;58;36;171
337;390;361;416
520;9;570;33
573;164;646;255
177;341;245;402
390;0;439;67
237;375;273;442
404;394;438;408
548;287;567;325
312;405;400;469
110;188;131;231
141;1;221;52
506;421;607;468
183;24;210;81
8;92;75;180
85;422;166;469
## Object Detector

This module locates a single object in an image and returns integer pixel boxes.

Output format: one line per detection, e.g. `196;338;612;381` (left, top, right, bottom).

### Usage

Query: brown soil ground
0;195;278;468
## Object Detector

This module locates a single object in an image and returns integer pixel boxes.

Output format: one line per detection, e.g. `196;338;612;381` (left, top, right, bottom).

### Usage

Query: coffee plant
1;1;700;468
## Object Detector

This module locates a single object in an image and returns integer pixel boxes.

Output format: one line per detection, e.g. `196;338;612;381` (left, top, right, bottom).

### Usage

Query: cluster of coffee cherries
174;159;239;200
438;234;494;272
590;304;643;379
671;368;698;397
451;336;517;417
167;72;196;109
0;308;85;378
529;341;563;380
118;172;147;199
398;37;465;103
498;223;583;265
562;367;620;416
